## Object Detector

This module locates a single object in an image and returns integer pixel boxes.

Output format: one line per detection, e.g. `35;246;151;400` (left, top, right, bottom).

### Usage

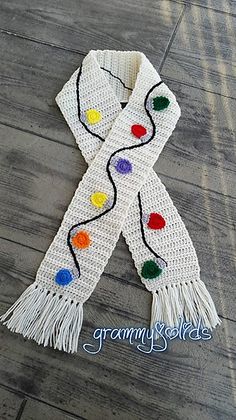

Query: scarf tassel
151;280;221;330
0;284;83;353
1;279;220;352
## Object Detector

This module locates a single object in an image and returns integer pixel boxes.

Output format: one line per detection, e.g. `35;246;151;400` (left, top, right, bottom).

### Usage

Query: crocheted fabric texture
0;51;220;353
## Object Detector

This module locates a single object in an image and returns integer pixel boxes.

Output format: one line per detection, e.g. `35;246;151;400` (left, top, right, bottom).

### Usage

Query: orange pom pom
72;230;91;249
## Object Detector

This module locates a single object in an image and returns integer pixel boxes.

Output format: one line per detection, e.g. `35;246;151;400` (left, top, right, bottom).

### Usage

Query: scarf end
150;280;221;330
0;283;83;353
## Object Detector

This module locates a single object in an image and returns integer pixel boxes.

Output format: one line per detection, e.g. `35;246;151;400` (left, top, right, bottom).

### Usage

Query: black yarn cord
137;192;168;265
69;64;166;276
100;67;133;91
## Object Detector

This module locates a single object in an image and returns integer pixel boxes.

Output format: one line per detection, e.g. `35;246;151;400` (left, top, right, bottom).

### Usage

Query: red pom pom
147;213;166;230
131;124;147;139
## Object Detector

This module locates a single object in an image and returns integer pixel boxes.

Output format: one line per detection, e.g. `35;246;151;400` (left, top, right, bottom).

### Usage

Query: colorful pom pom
90;191;108;208
141;260;162;279
114;158;132;174
55;269;73;286
131;124;147;139
72;230;91;249
86;109;102;124
147;213;166;230
152;96;170;111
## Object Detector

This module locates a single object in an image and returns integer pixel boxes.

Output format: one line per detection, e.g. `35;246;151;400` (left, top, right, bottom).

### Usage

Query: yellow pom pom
90;192;108;208
86;109;102;125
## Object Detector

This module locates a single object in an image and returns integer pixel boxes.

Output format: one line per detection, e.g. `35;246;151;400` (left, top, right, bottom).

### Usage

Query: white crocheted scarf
1;50;220;353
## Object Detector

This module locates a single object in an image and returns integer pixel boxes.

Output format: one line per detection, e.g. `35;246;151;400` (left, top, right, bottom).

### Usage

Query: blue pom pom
55;269;73;286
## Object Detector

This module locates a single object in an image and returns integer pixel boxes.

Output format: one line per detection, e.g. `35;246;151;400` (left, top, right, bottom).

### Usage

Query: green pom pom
141;260;162;279
153;96;170;111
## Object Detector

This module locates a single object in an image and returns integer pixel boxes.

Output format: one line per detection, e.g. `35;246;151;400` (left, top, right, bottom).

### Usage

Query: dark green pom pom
141;260;162;279
153;96;170;111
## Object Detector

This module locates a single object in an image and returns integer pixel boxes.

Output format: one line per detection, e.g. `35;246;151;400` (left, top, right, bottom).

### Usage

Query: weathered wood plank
171;0;236;14
0;1;235;419
162;4;236;98
191;0;236;14
0;387;24;420
0;238;235;420
0;32;83;147
20;400;81;420
194;0;236;13
0;0;183;148
0;0;183;64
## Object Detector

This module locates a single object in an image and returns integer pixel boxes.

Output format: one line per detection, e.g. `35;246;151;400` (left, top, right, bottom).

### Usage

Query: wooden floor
0;0;235;419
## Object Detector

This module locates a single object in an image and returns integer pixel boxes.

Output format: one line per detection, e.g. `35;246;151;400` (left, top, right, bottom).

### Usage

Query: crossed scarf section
0;51;220;353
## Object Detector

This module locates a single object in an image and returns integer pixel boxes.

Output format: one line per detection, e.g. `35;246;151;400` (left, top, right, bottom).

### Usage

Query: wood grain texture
0;0;183;148
193;0;236;13
20;400;81;420
0;32;83;147
0;238;236;420
170;0;236;14
0;387;24;420
0;0;183;63
162;5;236;98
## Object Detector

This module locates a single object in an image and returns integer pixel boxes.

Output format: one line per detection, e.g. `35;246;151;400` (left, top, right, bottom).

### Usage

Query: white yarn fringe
0;283;83;353
151;280;221;330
